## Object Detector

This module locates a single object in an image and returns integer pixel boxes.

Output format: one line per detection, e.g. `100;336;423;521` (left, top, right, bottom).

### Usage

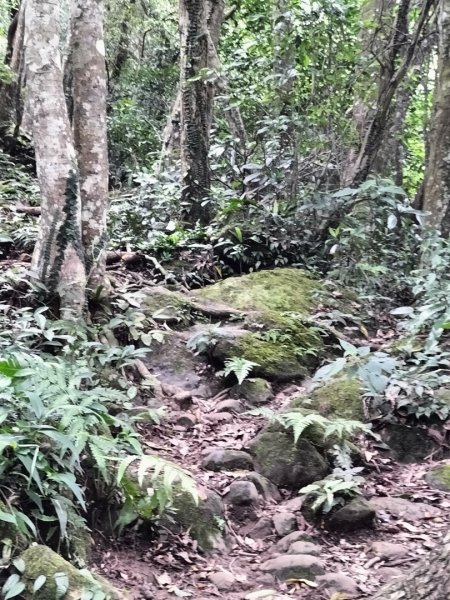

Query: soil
91;381;450;600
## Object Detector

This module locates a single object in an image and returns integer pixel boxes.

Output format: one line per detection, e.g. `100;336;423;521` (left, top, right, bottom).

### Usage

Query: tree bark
24;0;86;319
179;0;215;225
370;529;450;599
349;0;436;186
423;0;450;234
71;0;109;294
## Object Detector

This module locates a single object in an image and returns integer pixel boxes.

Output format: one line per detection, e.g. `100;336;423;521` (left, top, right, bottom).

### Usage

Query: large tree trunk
370;529;450;599
24;0;86;319
423;0;450;234
71;0;109;294
179;0;215;225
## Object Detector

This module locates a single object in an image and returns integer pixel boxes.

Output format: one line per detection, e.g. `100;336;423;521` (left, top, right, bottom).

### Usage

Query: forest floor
91;378;450;600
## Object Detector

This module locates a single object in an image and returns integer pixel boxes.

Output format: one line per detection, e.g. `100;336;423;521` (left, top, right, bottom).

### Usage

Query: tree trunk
0;0;26;141
24;0;86;319
179;0;214;225
71;0;109;294
423;0;450;234
370;529;450;599
349;0;435;186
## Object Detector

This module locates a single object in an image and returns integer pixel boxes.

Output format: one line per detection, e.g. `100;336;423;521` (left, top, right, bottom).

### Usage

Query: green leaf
33;575;47;593
54;573;69;600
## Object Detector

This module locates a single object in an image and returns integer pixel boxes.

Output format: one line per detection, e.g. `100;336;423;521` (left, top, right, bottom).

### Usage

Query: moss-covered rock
20;545;123;600
142;286;192;322
248;429;329;490
192;268;322;314
163;489;226;551
310;378;364;421
213;321;323;381
425;463;450;491
232;378;273;405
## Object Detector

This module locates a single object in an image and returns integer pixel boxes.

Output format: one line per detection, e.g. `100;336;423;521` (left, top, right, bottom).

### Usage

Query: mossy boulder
425;463;450;491
20;545;123;600
310;377;364;421
232;378;273;405
142;286;192;323
248;429;329;490
192;268;321;314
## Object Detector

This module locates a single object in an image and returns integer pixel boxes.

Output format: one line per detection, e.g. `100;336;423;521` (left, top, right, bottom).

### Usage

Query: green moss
20;545;122;600
426;464;450;491
142;286;192;320
236;378;273;404
193;268;322;314
310;378;364;421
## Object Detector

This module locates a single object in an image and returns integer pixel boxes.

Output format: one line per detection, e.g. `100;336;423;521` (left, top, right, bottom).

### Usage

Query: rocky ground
83;268;450;600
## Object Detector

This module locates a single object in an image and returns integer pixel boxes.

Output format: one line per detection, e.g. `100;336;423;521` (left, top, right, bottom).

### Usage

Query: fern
219;357;259;385
299;478;361;514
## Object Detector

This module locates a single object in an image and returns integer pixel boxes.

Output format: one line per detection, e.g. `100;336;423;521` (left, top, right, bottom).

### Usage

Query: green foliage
218;357;259;385
299;477;361;514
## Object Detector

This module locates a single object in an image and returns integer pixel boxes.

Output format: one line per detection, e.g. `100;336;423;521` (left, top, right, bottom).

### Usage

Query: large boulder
191;268;321;314
380;424;438;463
248;428;329;490
20;545;123;600
193;269;326;380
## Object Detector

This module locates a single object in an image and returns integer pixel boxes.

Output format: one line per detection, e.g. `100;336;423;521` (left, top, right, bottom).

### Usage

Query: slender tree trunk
370;529;450;599
24;0;86;318
423;0;450;234
273;0;298;200
71;0;109;294
0;0;26;139
179;0;215;225
349;0;435;186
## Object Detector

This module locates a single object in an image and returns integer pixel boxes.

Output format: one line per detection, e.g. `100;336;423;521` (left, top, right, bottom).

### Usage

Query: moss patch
310;378;364;421
248;429;329;490
142;286;192;321
192;268;322;314
20;545;122;600
425;464;450;491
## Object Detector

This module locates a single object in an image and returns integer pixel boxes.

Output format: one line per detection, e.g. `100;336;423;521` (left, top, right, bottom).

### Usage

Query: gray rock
369;496;442;521
380;423;438;463
225;481;260;506
173;412;196;428
425;463;450;492
242;516;274;540
275;531;315;553
370;541;407;560
327;497;375;532
288;541;321;556
233;378;274;405
248;429;328;490
202;449;254;472
376;567;403;582
272;512;297;537
317;572;358;596
260;554;325;581
204;412;233;424
243;473;282;503
215;399;244;413
282;496;304;512
209;570;236;590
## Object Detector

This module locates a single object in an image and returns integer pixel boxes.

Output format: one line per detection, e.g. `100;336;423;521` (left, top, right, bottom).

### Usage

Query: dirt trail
92;382;450;600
